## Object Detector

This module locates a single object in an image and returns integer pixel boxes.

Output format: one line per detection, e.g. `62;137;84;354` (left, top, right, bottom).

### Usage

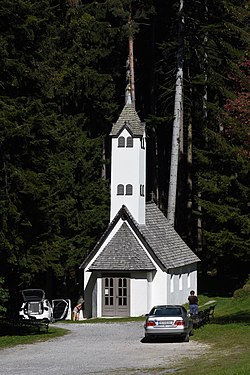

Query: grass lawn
174;295;250;375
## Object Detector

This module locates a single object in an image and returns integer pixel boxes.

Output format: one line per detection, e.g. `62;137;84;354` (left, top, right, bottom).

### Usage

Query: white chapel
80;84;199;317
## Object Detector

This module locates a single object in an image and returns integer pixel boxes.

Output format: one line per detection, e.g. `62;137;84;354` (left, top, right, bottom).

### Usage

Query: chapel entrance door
102;276;130;317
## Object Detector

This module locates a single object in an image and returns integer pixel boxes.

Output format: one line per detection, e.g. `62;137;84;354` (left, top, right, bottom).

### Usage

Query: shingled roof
141;202;200;268
110;103;145;137
89;222;155;271
80;202;200;272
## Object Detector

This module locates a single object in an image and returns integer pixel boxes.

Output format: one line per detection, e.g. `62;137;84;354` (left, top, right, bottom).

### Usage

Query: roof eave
79;208;126;269
87;267;156;272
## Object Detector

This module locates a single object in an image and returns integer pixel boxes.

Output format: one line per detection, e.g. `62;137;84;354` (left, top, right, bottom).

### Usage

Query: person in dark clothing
188;290;198;315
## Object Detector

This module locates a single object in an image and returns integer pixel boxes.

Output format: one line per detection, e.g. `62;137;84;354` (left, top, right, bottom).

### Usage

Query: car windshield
150;307;182;316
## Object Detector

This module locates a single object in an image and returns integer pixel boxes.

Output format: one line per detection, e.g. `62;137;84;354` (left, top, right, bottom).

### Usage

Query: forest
0;0;249;313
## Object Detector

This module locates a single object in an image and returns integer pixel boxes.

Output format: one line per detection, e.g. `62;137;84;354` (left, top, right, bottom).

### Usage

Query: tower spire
125;57;132;105
128;30;135;104
125;9;135;106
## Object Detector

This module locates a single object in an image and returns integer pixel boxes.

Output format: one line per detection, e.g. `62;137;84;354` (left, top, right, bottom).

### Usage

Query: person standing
72;303;82;321
188;290;198;315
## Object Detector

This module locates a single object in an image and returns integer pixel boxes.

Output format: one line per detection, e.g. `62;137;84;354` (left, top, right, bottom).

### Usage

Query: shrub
233;276;250;299
0;277;9;315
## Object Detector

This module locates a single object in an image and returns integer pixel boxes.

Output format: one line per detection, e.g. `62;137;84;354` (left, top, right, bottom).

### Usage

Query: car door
52;299;71;320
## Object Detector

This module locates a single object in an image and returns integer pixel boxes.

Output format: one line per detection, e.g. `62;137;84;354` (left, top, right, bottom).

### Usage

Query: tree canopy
0;0;249;310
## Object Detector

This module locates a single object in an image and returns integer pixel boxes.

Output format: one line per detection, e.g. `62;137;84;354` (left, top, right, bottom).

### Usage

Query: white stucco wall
168;264;198;305
96;277;102;317
110;129;146;224
129;269;169;316
130;272;148;316
83;265;197;318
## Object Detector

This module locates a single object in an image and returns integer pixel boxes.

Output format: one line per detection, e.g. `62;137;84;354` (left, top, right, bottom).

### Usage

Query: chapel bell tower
109;101;146;224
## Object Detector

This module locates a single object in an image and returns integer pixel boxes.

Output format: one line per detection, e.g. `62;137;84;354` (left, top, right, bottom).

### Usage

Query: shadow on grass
0;318;48;336
213;310;250;325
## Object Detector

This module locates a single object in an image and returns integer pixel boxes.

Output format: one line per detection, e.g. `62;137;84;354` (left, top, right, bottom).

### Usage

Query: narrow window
170;274;174;293
141;137;145;149
126;136;133;148
179;274;183;291
126;184;133;195
140;184;144;196
118;137;125;147
117;184;124;195
187;272;191;288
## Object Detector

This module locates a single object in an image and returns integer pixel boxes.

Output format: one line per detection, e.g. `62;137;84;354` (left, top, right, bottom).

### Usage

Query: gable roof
110;103;145;137
142;202;200;268
80;202;200;272
89;222;155;271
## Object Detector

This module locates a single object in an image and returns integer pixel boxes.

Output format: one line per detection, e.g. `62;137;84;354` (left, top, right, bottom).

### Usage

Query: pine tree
0;0;156;306
185;0;250;281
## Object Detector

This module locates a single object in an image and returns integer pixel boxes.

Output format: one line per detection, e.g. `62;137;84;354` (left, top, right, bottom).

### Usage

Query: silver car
144;305;193;342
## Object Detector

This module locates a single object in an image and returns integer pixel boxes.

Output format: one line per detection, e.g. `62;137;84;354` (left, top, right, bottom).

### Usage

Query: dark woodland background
0;0;249;313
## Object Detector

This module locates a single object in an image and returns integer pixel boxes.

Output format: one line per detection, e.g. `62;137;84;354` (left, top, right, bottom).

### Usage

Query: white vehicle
19;289;71;322
52;298;72;320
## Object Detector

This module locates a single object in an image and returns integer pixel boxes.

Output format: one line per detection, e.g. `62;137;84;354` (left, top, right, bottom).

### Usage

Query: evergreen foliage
0;0;249;308
188;0;250;278
0;277;9;315
150;0;250;280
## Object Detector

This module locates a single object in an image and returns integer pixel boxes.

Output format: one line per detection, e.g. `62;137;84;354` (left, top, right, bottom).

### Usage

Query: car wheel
182;332;190;342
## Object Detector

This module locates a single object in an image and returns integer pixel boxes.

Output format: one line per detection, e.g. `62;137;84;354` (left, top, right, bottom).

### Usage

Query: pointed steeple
125;8;135;106
110;82;146;224
128;32;135;105
125;57;132;105
109;9;146;224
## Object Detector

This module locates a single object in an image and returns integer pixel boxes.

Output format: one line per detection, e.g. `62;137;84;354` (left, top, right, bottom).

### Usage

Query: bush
233;276;250;299
0;277;9;316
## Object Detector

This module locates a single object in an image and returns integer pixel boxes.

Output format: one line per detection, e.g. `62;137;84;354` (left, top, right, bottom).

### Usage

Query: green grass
174;295;250;375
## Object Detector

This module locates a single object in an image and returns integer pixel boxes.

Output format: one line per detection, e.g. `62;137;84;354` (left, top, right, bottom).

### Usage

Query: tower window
118;137;125;147
126;137;133;148
140;184;144;196
141;137;145;149
117;184;124;195
126;184;133;195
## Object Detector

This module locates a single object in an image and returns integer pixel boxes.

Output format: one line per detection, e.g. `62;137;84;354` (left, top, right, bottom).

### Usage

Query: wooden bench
191;305;216;328
18;318;50;333
203;305;216;322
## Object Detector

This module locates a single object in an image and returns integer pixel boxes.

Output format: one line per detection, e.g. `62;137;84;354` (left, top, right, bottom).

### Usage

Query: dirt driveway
0;321;208;375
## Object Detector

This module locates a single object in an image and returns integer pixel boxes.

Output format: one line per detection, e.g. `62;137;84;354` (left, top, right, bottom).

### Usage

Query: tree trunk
197;0;208;255
167;0;184;226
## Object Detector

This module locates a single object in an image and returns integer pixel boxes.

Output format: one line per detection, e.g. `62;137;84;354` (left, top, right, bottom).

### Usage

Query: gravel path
0;322;208;375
